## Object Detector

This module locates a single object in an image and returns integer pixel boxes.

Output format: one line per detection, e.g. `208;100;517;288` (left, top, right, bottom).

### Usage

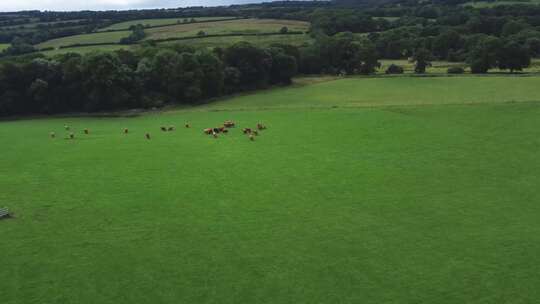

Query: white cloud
0;0;267;12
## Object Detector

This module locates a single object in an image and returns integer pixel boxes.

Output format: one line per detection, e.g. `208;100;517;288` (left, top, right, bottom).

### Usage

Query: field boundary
98;17;247;32
46;31;307;51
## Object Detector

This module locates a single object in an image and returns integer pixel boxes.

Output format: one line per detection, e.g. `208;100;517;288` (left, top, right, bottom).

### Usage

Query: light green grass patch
201;76;540;110
99;17;235;31
160;33;312;48
41;44;134;56
0;43;10;51
37;31;131;49
145;18;310;41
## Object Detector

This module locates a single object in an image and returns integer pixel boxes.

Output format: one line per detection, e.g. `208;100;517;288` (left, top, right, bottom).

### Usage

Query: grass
35;18;309;50
144;18;310;41
462;0;540;7
202;75;540;110
0;43;10;51
99;17;236;31
37;31;131;49
41;44;134;56
2;76;540;303
158;33;312;48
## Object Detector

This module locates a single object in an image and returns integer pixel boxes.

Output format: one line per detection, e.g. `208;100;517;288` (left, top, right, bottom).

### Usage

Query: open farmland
34;18;310;51
144;18;310;41
99;17;237;31
37;30;131;49
2;76;540;303
0;43;9;51
158;33;312;48
40;44;133;56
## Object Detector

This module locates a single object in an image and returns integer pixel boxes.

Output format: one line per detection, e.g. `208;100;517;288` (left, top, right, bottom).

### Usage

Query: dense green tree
467;36;501;73
497;41;531;72
412;48;432;74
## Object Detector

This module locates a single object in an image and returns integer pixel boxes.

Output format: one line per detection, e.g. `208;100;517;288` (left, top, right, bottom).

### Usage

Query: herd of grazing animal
203;121;267;141
50;121;267;142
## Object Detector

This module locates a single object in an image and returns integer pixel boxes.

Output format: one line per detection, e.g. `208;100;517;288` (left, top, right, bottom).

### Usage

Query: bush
385;64;404;74
447;66;465;74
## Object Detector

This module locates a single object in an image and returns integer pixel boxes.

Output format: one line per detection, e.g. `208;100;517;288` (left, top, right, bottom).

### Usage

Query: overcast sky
0;0;269;12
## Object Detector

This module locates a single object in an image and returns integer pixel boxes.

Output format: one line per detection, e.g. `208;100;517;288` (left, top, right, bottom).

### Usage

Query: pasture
0;43;10;51
2;76;540;303
35;18;310;51
144;18;310;41
37;30;131;49
99;17;236;31
158;33;312;48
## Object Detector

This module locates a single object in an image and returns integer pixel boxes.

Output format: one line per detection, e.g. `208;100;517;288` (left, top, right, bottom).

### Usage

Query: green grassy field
158;33;312;48
0;43;10;51
202;75;540;110
144;18;310;41
35;18;309;50
41;44;133;56
462;0;540;7
37;31;131;49
99;17;236;31
2;76;540;303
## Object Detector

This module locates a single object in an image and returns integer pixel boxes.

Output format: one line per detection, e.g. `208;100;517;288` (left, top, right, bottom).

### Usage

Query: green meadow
37;31;131;49
2;76;540;303
35;18;310;52
0;43;10;51
99;17;236;31
144;18;310;41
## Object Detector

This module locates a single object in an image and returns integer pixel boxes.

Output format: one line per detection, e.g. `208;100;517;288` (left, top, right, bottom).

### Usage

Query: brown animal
243;128;252;134
50;132;56;138
257;123;266;130
69;133;75;139
145;133;151;140
84;129;89;135
160;126;167;132
224;120;235;128
222;129;229;134
204;128;213;135
123;128;129;134
218;126;226;132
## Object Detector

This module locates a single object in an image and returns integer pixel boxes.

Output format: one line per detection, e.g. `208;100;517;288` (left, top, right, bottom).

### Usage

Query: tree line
0;42;298;116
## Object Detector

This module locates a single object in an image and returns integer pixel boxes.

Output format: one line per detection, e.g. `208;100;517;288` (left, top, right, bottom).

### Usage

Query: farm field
99;17;237;31
2;76;540;303
462;0;540;7
202;75;540;110
41;44;133;56
0;43;9;51
159;33;312;48
144;18;310;41
35;18;309;50
37;30;131;49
